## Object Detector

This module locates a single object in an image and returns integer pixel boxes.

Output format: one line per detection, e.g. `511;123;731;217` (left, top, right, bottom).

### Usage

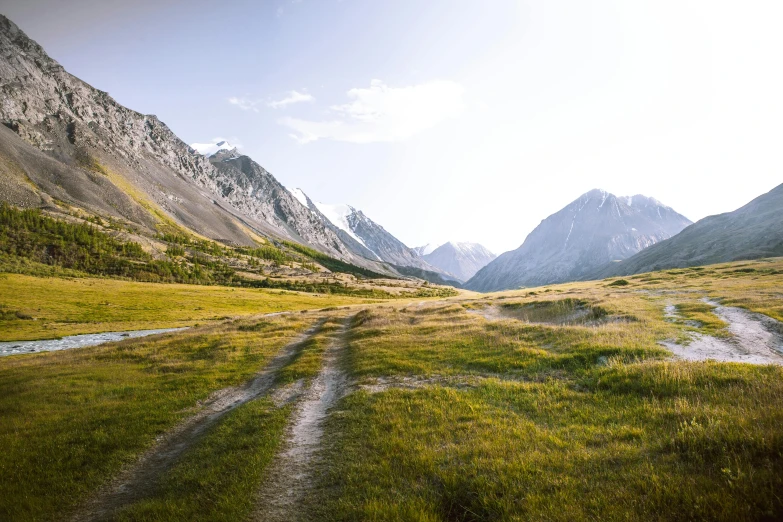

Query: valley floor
1;258;783;521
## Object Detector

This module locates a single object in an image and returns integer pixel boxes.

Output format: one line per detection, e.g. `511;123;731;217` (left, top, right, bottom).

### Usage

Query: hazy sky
4;0;782;253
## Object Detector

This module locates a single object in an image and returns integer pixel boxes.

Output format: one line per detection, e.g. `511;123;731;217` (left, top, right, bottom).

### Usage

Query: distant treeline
0;204;457;298
282;241;390;279
0;203;221;284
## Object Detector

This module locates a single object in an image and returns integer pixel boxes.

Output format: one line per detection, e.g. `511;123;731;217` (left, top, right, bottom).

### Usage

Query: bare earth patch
468;302;613;326
661;299;783;365
357;374;534;393
253;315;354;522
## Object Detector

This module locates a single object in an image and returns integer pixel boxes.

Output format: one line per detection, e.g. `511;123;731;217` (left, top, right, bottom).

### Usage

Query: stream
0;328;188;357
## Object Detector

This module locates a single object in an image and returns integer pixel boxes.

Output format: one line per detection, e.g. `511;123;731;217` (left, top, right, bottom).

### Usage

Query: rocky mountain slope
421;242;496;282
286;187;444;273
466;189;692;292
600;183;783;276
0;15;389;273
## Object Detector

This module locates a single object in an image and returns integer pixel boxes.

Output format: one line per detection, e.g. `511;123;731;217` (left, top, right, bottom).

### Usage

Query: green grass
0;315;314;520
498;298;608;324
675;301;731;337
0;273;377;340
304;261;783;520
3;258;783;521
311;363;783;521
114;398;292;522
344;301;671;380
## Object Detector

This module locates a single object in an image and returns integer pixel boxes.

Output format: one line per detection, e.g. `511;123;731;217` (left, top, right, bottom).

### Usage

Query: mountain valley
1;10;783;522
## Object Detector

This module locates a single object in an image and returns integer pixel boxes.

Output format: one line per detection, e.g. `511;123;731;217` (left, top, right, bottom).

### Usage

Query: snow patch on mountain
287;187;310;209
413;243;437;256
190;140;238;157
312;201;370;250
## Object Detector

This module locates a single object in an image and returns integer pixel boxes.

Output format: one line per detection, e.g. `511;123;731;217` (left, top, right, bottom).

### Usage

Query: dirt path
661;299;783;365
253;315;354;522
73;319;326;522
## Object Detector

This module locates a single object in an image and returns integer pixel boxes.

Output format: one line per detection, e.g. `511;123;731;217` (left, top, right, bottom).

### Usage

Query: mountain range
1;13;780;294
0;15;366;265
0;15;454;282
285;187;438;271
420;242;496;282
466;190;692;292
600;182;783;277
0;15;497;287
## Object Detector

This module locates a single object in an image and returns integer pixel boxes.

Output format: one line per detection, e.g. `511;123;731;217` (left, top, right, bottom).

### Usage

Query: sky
3;0;782;254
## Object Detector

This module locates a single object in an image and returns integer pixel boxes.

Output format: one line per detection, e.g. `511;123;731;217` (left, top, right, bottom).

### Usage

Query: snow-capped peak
620;194;670;210
417;241;497;281
190;140;238;157
312;201;368;248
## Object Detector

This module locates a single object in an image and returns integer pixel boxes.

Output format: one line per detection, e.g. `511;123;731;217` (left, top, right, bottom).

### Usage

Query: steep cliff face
0;14;389;269
0;15;271;244
466;189;692;292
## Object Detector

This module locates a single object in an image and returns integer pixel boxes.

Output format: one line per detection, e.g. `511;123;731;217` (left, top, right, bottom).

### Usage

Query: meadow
1;258;782;521
0;273;379;341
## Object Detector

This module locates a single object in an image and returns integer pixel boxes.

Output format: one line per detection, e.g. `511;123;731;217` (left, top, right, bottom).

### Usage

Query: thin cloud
280;79;465;144
228;97;263;113
268;90;315;109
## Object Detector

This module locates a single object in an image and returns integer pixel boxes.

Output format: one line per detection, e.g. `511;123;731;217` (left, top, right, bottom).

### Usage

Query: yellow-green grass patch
0;314;314;521
0;273;378;341
312;362;783;521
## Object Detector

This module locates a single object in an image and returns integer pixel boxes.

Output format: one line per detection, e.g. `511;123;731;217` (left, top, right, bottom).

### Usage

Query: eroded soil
253;316;354;522
661;299;783;365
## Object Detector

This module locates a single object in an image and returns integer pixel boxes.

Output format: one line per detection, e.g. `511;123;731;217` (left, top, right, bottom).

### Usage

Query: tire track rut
74;319;327;522
253;315;355;522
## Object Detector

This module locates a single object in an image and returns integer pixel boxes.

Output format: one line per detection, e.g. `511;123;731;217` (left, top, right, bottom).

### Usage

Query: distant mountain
391;264;464;288
601;183;783;276
285;188;380;261
466;189;692;292
421;242;496;282
0;15;393;273
286;188;443;272
413;244;437;256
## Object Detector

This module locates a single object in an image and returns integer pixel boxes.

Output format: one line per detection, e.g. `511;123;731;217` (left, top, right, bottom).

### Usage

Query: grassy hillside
0;203;457;336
